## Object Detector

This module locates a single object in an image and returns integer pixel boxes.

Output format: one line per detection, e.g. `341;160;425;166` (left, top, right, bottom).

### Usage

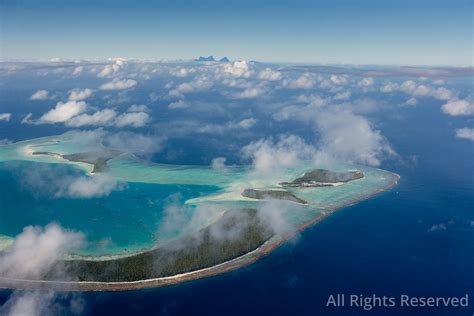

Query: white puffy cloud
127;104;149;112
115;111;150;127
0;223;84;279
97;58;127;77
357;77;374;87
168;100;190;109
0;113;11;122
39;101;87;123
455;127;474;141
330;74;348;85
241;135;316;176
170;67;193;77
72;66;83;76
99;78;137;90
222;60;253;78
380;82;398;93
66;109;117;127
313;110;395;166
66;174;125;198
441;98;474;116
236;118;257;129
399;80;454;100
68;88;93;101
334;91;351;100
284;72;315;89
405;97;418;106
234;87;265;99
169;76;213;96
258;68;282;81
431;87;453;100
30;90;49;100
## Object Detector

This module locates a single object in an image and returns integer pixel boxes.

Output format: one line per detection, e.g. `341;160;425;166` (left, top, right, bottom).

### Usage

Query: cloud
222;60;253;78
68;88;93;101
115;111;150;127
66;109;117;127
0;113;11;122
66;174;126;198
0;223;84;279
428;223;447;232
103;131;164;155
99;78;137;90
330;74;348;85
72;66;83;76
168;100;190;109
234;87;265;99
313;110;395;166
455;127;474;141
284;73;315;89
258;68;282;81
0;291;84;316
241;135;316;176
334;91;351;101
127;104;149;112
357;77;374;87
380;82;398;93
97;58;127;77
30;90;49;100
236;118;257;129
404;97;418;106
211;157;228;171
39;101;87;123
441;98;474;116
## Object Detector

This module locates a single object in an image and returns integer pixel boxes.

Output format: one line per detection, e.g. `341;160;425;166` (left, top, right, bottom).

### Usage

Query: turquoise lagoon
0;134;398;258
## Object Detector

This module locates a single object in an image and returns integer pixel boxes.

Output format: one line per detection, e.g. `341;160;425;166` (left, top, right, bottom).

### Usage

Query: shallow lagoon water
0;135;397;258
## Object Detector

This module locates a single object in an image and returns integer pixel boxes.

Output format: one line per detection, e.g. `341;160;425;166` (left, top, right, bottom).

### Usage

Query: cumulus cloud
258;68;282;81
97;58;127;77
0;223;84;279
66;109;118;127
39;101;87;123
404;97;418;106
241;135;316;176
455;127;474;141
380;82;398;93
66;174;126;198
357;77;374;87
115;111;150;127
68;88;93;101
99;78;137;90
284;72;315;89
168;100;190;109
313;110;395;166
330;74;348;85
30;90;49;100
0;113;11;122
222;60;253;78
72;66;83;76
234;87;265;99
441;98;474;116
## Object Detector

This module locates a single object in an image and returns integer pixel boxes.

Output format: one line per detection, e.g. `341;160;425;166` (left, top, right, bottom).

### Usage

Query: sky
0;0;473;65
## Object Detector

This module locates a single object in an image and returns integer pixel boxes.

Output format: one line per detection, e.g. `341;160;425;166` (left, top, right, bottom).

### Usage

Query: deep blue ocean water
0;75;473;315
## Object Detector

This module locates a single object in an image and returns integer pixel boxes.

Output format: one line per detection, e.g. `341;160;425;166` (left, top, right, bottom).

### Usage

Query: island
0;134;399;291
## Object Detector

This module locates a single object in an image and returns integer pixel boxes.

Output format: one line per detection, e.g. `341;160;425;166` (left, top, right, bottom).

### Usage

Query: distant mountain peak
194;56;216;62
219;57;230;62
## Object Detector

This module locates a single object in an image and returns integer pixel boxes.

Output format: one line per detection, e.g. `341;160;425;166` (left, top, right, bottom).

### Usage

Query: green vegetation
59;208;273;282
280;169;364;187
242;188;307;204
